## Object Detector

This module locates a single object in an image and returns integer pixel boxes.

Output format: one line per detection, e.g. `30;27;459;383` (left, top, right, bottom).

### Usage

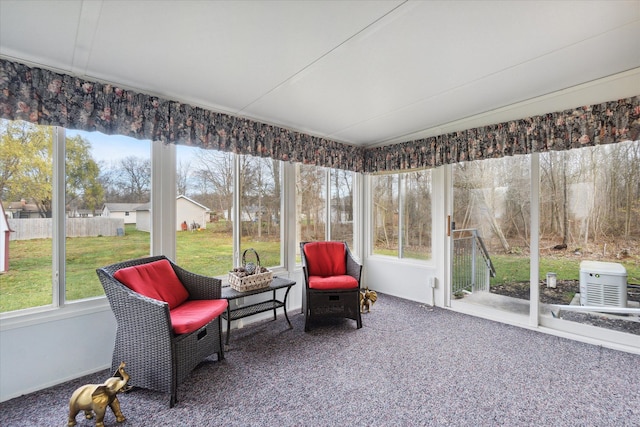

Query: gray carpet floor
1;294;639;426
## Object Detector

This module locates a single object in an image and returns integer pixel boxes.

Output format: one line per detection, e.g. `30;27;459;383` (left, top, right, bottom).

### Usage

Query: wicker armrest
345;248;362;282
172;263;222;300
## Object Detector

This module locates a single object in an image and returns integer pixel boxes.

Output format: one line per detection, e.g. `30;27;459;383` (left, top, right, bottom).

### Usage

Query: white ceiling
1;0;639;147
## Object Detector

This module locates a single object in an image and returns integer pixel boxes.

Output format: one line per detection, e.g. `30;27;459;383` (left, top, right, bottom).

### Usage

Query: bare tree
330;169;353;242
296;165;326;242
176;158;190;196
194;149;234;224
403;170;431;251
106;156;151;202
372;174;397;249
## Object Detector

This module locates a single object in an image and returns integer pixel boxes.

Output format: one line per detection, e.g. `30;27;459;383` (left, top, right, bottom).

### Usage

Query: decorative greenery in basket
229;248;273;292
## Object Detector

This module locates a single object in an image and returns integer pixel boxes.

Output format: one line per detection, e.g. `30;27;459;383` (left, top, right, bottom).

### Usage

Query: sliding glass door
449;141;639;346
451;154;532;320
538;142;640;340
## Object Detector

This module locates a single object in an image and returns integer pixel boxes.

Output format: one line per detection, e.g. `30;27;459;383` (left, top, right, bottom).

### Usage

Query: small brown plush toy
360;287;378;313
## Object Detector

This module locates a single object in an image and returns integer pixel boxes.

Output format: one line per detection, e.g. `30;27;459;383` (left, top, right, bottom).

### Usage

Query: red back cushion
114;259;189;310
303;242;346;277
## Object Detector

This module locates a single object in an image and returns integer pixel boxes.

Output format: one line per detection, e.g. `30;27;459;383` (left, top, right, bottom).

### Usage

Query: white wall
364;257;435;304
0;301;116;402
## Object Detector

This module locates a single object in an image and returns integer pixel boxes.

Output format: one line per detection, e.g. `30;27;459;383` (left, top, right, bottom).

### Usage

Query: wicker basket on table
228;248;273;292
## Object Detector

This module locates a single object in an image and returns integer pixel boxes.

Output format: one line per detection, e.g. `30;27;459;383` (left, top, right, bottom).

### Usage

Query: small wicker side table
221;276;296;345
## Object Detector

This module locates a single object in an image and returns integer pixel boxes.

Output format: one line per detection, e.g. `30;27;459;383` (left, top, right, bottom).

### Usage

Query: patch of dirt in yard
490;280;640;335
491;280;580;304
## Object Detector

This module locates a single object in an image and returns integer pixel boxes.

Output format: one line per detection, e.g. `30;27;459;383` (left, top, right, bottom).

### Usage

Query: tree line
1;120;151;217
1;120;356;243
453;140;640;253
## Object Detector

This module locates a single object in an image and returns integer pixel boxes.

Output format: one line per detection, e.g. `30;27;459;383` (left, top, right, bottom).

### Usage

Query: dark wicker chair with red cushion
300;241;362;332
96;255;227;407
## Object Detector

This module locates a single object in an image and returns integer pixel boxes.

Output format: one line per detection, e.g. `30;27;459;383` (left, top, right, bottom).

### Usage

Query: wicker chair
96;255;227;407
300;241;363;332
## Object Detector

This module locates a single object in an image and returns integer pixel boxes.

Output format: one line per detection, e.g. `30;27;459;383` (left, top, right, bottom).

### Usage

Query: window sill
366;254;435;268
0;297;111;331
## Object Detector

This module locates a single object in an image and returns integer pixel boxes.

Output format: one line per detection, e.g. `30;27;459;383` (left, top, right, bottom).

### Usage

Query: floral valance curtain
365;96;640;173
1;58;638;174
0;59;364;172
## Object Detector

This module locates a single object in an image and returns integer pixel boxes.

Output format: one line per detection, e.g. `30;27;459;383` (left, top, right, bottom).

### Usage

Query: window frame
294;166;359;264
369;170;433;262
0;123;362;320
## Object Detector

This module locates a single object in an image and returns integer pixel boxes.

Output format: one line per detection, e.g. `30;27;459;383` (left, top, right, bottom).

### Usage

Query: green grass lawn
490;254;640;286
3;227;638;313
0;223;280;312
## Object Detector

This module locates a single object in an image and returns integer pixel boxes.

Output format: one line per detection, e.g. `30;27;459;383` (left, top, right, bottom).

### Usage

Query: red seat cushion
169;299;228;335
308;275;358;290
303;242;346;277
113;259;189;310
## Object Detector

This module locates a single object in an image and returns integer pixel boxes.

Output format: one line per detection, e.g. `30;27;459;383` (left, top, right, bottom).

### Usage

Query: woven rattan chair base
300;241;363;332
97;255;225;407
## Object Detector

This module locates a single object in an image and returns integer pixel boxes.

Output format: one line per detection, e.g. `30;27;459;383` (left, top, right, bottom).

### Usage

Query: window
0;120;54;312
372;174;398;256
239;154;282;269
175;148;284;275
295;165;357;261
1;119;358;314
401;170;432;260
175;146;234;276
371;170;432;260
64;129;151;303
539;141;640;336
296;163;327;250
330;168;354;248
0;119;151;312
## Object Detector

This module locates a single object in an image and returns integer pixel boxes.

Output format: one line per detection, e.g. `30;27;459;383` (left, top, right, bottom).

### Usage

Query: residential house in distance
101;203;144;225
67;208;98;218
135;196;210;232
176;195;210;231
4;199;41;219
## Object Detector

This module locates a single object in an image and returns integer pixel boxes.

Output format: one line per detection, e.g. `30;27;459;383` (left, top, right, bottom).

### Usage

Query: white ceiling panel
1;0;639;147
243;1;640;143
332;19;640;144
85;1;404;114
0;1;83;71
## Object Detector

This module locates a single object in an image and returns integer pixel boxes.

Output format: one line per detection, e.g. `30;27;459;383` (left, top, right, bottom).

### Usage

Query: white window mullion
363;174;373;258
398;174;405;258
52;126;66;307
325;169;331;240
353;172;364;260
529;153;540;327
151;140;176;258
282;162;296;271
232;154;241;268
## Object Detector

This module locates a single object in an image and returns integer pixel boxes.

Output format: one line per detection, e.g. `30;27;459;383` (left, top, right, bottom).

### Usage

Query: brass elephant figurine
67;362;129;427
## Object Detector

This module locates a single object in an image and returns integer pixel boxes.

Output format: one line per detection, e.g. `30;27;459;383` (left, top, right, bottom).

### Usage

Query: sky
66;129;195;164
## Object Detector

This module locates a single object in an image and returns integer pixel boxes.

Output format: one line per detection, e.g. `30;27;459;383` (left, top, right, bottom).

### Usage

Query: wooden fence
8;217;125;241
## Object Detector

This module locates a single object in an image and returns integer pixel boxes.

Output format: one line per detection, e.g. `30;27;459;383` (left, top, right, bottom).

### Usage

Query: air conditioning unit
579;261;627;307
